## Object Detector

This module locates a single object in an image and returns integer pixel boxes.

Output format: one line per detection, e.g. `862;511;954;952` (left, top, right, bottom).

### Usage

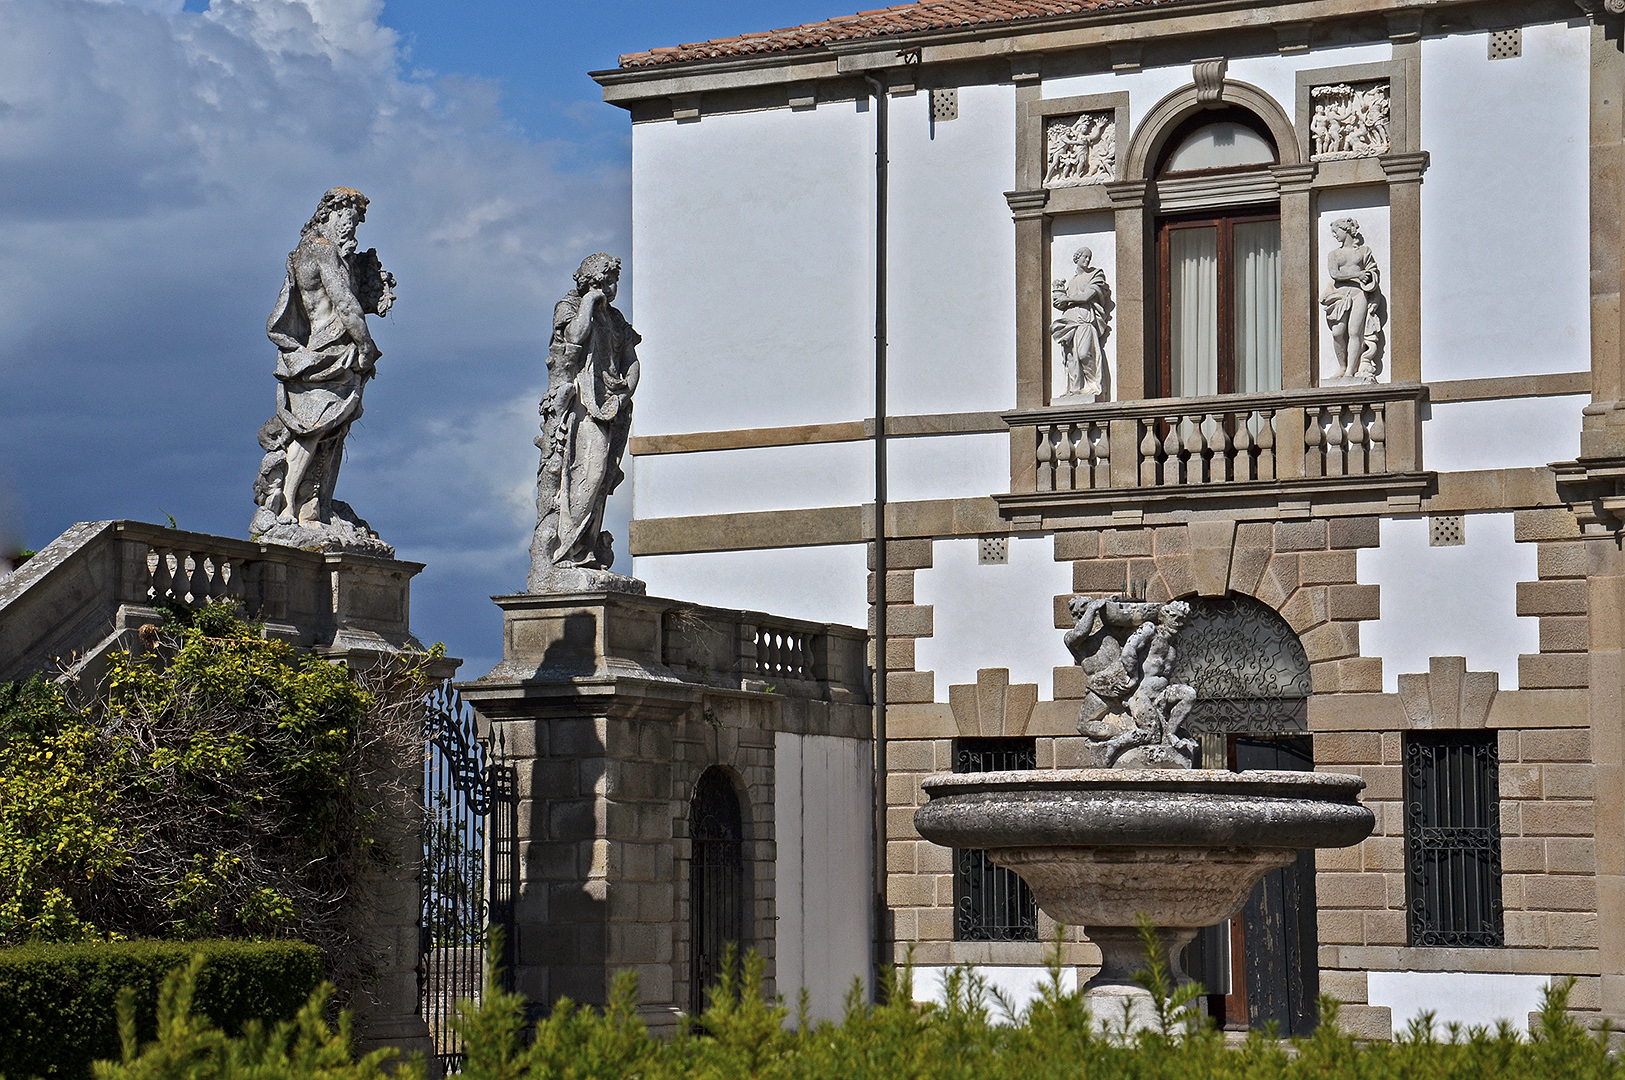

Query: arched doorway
689;767;746;1014
1172;595;1318;1036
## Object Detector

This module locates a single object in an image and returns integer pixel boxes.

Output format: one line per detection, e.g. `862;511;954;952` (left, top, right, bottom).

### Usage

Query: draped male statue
251;186;395;556
528;253;646;593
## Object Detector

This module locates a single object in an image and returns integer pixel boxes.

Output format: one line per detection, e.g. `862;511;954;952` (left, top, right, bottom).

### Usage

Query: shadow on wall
534;611;600;680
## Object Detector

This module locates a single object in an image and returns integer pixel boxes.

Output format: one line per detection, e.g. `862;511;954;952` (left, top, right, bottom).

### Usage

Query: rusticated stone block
1155;554;1197;599
883;604;934;638
868;570;915;604
1329;583;1380;621
1516;579;1588;617
1301;549;1358;585
1520;728;1591;762
1073;559;1128;593
1053;666;1089;700
1538;541;1588;580
1280;585;1330;632
1154;526;1190;555
1304;618;1360;664
1513;508;1582;543
1518;652;1589;689
1102;528;1153;558
1256;554;1301;609
1315;731;1383;765
1274;519;1329;551
1334;656;1383;692
1053;530;1100;561
1524;874;1598;912
1320;968;1369;1003
873;538;933;571
1329;516;1381;549
887;670;936;704
1540;616;1588;653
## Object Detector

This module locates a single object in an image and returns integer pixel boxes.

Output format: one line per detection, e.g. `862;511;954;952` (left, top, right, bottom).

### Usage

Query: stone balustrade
1005;383;1427;513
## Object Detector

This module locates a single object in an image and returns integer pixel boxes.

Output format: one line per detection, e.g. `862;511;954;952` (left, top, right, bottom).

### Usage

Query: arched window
1169;594;1310;735
1155;109;1283;399
688;767;746;1013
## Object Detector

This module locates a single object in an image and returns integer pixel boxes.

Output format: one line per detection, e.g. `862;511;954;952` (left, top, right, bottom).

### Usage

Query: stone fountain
914;596;1374;1029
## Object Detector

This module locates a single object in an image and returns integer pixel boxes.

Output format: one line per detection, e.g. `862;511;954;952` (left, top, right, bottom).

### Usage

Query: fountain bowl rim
919;767;1366;800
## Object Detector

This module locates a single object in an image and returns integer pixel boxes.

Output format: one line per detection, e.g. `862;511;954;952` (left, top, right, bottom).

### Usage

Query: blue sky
0;0;848;679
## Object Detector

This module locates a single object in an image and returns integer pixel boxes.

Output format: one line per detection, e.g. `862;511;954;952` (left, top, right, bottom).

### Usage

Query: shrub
0;938;323;1079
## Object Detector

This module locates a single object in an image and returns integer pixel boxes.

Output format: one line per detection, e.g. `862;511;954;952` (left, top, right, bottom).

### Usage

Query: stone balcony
998;382;1431;521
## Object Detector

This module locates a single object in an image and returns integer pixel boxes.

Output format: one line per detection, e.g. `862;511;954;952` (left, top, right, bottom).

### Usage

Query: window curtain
1233;219;1282;393
1169;227;1218;397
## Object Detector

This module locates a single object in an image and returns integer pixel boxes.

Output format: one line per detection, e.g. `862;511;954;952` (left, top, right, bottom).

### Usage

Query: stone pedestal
459;591;869;1029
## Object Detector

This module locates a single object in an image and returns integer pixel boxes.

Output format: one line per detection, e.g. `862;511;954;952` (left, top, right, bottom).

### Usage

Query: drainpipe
863;72;890;1001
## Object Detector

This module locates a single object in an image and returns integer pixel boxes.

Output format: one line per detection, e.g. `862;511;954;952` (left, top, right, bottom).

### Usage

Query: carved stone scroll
1044;111;1117;187
1309;81;1390;161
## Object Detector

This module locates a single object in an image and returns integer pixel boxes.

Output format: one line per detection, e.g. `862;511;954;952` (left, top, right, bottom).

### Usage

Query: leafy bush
0;939;323;1079
56;941;1625;1080
0;601;438;989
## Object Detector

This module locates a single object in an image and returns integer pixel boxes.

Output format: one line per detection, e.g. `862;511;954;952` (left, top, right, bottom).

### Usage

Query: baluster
1368;403;1387;473
1232;412;1253;482
1325;406;1347;476
1207;414;1230;483
188;552;210;605
1258;409;1276;480
224;557;246;601
1093;423;1110;489
1139;420;1159;487
1036;426;1055;492
1183;414;1207;484
1303;407;1325;478
1346;406;1368;476
1162;416;1183;485
1057;425;1076;491
146;546;169;602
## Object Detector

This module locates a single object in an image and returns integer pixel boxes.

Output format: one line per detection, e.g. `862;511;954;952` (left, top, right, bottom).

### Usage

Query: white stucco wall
634;545;868;630
1422;394;1586;474
1315;188;1390;384
887;433;1011;503
1367;970;1550;1034
887;84;1019;416
1359;512;1538;692
1050;213;1118;402
1419;21;1590;381
632;441;871;520
912;964;1079;1016
631;103;874;435
914;535;1076;700
775;732;875;1021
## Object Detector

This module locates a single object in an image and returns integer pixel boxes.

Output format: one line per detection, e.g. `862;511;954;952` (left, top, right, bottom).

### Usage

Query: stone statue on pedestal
1050;247;1112;401
1321;216;1385;385
251;187;395;557
1065;595;1198;768
528;253;646;594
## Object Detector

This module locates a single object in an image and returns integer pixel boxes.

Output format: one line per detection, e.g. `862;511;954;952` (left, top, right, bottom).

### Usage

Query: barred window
952;738;1038;941
1404;733;1504;948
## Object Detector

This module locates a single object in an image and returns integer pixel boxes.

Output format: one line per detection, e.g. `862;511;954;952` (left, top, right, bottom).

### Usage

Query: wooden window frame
1155;206;1282;399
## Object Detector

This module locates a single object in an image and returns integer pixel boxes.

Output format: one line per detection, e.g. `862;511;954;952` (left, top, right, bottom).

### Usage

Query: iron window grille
1404;732;1504;948
952;738;1039;941
690;768;747;1013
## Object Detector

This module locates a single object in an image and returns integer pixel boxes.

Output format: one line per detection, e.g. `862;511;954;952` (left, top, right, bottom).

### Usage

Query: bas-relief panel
1043;111;1116;187
1049;214;1117;403
632;546;869;630
1418;21;1590;381
888;84;1019;416
1315;188;1390;384
631;104;874;434
631;441;872;520
913;536;1075;701
1358;512;1538;694
1308;81;1390;161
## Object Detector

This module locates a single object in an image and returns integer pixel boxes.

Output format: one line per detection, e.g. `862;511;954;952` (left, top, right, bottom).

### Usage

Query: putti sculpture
251;187;395;557
916;594;1374;1033
528;253;645;594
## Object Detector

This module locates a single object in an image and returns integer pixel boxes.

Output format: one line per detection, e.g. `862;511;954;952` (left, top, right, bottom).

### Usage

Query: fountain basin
914;768;1375;1019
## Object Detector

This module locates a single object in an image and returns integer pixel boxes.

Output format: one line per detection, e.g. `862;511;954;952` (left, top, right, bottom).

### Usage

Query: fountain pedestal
915;768;1374;1032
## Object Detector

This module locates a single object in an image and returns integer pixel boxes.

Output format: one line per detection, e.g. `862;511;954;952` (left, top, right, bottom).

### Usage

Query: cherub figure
1065;595;1200;768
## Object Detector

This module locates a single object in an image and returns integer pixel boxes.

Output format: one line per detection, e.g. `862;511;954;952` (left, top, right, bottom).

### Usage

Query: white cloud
0;0;630;671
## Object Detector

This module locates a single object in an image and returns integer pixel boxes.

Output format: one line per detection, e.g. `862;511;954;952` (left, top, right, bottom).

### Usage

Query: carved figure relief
1065;595;1199;769
1044;112;1116;187
1321;216;1385;383
529;253;645;594
1050;247;1113;401
251;186;395;557
1309;82;1390;161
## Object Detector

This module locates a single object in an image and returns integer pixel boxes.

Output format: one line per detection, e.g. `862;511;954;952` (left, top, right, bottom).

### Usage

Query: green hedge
0;938;323;1079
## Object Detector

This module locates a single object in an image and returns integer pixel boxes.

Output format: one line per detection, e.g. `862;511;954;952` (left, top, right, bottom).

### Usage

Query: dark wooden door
1235;735;1319;1036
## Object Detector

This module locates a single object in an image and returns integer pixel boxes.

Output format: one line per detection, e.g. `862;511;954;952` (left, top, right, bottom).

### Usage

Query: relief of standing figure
251;186;395;556
1050;247;1113;401
1321;216;1385;384
528;253;645;594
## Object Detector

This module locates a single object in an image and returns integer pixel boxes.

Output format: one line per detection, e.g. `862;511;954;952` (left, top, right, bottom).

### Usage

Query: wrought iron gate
421;681;518;1072
689;767;745;1014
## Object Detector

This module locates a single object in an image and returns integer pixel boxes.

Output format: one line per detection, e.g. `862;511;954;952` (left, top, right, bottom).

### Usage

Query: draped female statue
528;253;645;593
1321;217;1385;383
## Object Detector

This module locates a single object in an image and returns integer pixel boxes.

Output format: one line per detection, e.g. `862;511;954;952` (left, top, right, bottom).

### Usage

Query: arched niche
688;765;748;1013
1123;80;1302;182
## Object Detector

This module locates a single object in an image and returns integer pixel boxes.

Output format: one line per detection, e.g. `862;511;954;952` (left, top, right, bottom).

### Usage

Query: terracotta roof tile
618;0;1197;68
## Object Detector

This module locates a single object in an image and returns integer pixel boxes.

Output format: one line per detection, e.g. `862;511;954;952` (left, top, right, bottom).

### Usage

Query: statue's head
303;187;369;251
1158;599;1191;634
1073;247;1093;269
573;252;622;299
1329;217;1363;245
1068;595;1092;620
